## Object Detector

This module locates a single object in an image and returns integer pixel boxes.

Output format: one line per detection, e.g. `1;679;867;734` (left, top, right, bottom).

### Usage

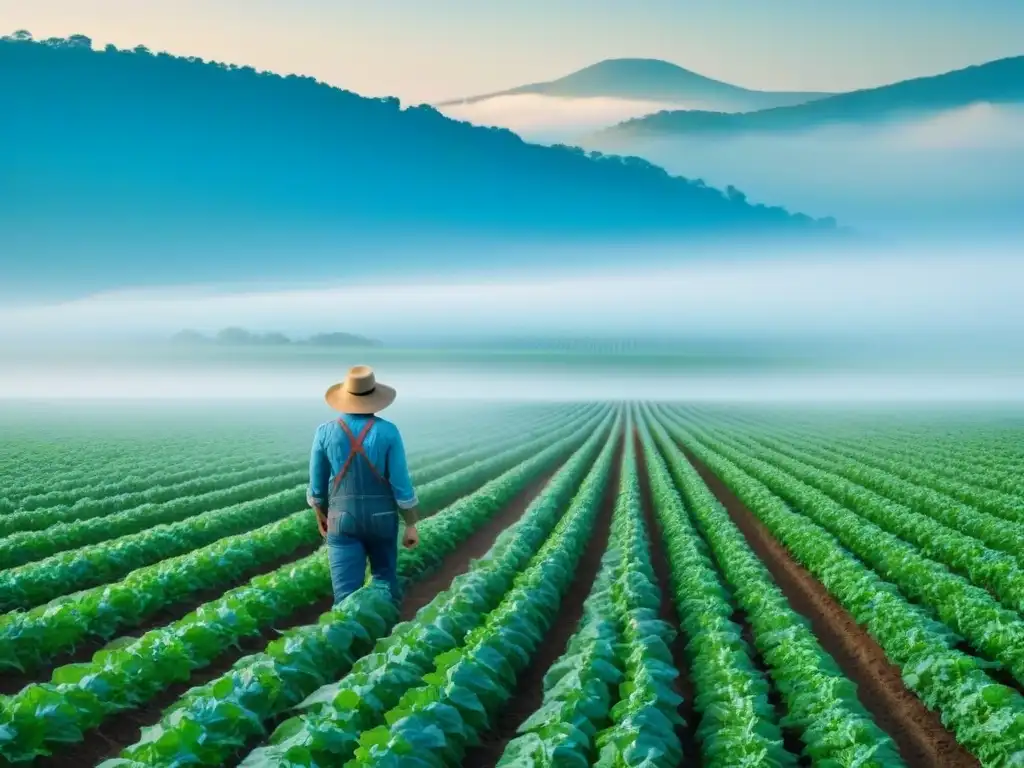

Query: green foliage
238;415;617;768
591;434;684;768
636;415;794;767
655;408;1024;766
646;410;903;766
0;408;605;762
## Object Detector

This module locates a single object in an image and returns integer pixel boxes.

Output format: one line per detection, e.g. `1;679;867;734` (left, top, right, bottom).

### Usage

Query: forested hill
1;33;835;295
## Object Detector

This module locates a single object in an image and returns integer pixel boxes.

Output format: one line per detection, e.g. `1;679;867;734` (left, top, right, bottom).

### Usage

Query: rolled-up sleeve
308;425;330;510
387;427;418;509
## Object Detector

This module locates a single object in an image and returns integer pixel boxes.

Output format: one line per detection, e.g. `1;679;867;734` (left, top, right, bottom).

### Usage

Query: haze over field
1;2;1020;403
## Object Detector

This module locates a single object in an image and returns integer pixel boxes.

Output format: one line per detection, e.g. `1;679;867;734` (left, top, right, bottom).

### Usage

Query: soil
633;432;701;766
684;448;979;768
461;436;623;768
0;540;324;696
38;471;560;768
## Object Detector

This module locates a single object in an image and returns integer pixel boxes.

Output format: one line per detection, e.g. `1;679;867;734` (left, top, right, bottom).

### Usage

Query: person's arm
307;425;330;536
387;426;419;528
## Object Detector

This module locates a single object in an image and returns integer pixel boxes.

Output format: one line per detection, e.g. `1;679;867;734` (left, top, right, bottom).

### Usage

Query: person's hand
402;524;419;549
314;509;328;538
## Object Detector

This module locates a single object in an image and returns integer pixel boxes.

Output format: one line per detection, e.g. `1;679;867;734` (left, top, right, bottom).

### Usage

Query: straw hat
325;365;397;414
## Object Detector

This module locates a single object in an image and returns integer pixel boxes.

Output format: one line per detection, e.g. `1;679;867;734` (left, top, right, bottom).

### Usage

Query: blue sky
2;0;1022;103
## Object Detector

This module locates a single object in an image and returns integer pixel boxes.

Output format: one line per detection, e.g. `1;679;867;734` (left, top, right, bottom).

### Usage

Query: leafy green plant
0;409;601;763
725;430;1024;615
237;415;617;768
635;416;794;767
645;409;903;766
654;408;1024;766
0;469;308;570
591;431;684;768
678;418;1024;686
103;411;614;765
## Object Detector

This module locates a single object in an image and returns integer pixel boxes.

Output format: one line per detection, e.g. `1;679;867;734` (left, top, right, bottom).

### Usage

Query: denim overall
325;416;401;603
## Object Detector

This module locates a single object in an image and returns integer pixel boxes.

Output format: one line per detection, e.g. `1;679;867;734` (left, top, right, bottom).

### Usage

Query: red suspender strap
331;417;386;492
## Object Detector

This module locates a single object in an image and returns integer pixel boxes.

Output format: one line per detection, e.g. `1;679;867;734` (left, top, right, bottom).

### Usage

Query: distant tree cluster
171;328;382;347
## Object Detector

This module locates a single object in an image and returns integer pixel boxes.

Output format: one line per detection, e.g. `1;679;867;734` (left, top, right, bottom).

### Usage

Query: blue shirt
307;414;418;511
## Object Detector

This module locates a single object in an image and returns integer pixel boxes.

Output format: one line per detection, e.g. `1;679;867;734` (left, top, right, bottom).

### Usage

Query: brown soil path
39;473;558;768
685;448;978;768
461;438;623;768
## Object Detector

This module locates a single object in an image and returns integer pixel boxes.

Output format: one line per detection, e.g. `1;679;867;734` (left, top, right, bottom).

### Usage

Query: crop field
0;401;1023;766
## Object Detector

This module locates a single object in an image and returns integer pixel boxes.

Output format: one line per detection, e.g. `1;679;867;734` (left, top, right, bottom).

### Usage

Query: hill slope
599;55;1024;137
437;58;830;113
0;36;833;297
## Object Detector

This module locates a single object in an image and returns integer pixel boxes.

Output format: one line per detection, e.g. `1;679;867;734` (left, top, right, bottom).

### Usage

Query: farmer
307;365;419;604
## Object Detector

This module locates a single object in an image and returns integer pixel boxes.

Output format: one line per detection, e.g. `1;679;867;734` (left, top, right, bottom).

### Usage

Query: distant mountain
598;56;1024;138
0;35;836;299
171;328;381;347
437;58;831;114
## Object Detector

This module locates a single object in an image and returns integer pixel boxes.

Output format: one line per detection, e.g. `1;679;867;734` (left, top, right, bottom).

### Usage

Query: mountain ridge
436;57;831;112
597;55;1024;138
0;34;837;299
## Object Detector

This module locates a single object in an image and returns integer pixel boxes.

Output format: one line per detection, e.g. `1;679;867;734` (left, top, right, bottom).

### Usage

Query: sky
2;0;1022;104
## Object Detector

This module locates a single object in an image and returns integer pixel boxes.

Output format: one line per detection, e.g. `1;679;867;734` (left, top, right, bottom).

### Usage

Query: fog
440;97;1024;236
1;242;1022;403
2;246;1021;342
4;359;1024;403
589;103;1024;236
439;94;683;144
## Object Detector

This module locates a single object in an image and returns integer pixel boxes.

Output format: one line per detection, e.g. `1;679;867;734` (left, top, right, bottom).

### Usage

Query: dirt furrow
461;438;623;768
39;474;557;768
684;448;978;768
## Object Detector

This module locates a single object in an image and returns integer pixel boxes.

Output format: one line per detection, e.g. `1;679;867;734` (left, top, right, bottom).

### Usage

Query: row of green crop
791;429;1024;505
670;403;1024;472
714;428;1024;616
0;486;305;612
104;412;617;767
0;403;578;514
588;432;683;768
407;403;600;489
676;407;1024;563
332;423;616;767
409;403;598;487
637;417;793;767
6;404;594;564
664;413;1024;688
2;439;295;508
497;425;679;768
8;457;306;519
655;411;1024;766
0;409;606;763
1;405;591;570
0;410;606;675
2;403;585;533
710;409;1024;522
642;410;904;767
0;407;607;613
0;469;308;570
0;510;317;675
686;406;1024;507
0;449;294;518
496;523;622;766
